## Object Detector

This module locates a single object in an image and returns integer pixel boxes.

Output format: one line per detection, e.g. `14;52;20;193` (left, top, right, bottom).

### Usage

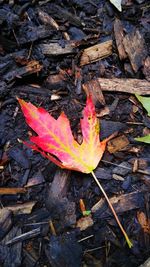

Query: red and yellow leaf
18;96;107;173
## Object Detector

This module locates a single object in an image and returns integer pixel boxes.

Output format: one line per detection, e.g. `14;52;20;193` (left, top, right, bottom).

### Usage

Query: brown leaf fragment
107;135;129;154
77;216;94;231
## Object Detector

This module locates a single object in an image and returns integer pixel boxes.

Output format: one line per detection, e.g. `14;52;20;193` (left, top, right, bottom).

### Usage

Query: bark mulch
0;0;150;266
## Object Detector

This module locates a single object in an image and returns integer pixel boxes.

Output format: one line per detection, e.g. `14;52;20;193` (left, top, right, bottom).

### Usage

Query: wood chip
48;169;71;199
137;211;150;234
37;9;59;30
76;216;94;231
143;56;150;81
92;191;145;216
123;29;147;73
80;40;112;66
114;18;127;60
4;60;42;82
39;42;76;55
83;78;150;95
0;208;12;240
112;174;125;181
107;135;129;154
6;201;36;215
82;80;105;105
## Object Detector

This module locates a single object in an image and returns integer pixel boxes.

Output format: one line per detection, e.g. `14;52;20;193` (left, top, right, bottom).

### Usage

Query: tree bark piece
123;29;147;73
4;60;42;82
0;208;12;240
48;169;71;199
114;18;127;60
84;78;150;95
39;42;76;55
143;56;150;81
92;191;145;216
80;40;112;66
107;135;130;154
82;80;106;105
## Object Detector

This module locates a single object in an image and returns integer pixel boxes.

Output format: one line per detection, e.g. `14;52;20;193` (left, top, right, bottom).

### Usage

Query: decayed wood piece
6;201;36;215
82;80;106;105
48;169;71;199
39;42;76;55
123;29;147;73
50;4;82;27
114;18;127;60
107;135;130;154
46;72;67;89
80;40;112;66
46;169;76;228
4;60;42;82
84;78;150;95
37;9;70;41
13;85;51;97
143;57;150;81
18;25;54;44
0;208;12;240
5;228;41;246
0;227;22;266
92;191;145;217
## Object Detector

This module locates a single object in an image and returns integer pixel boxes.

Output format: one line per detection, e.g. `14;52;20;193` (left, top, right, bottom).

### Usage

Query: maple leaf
18;96;132;248
18;96;107;174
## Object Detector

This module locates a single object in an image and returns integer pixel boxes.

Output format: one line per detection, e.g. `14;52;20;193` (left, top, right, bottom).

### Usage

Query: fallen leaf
135;134;150;144
109;0;122;12
18;97;107;174
135;94;150;116
135;94;150;143
18;97;133;248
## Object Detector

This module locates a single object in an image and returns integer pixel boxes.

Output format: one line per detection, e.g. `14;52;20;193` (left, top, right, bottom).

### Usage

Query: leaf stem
91;171;133;248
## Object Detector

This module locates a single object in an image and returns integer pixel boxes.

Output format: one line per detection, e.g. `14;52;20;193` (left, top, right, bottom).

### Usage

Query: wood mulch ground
0;0;150;266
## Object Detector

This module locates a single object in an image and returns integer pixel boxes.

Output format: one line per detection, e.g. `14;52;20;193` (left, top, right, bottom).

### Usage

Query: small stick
0;187;27;194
